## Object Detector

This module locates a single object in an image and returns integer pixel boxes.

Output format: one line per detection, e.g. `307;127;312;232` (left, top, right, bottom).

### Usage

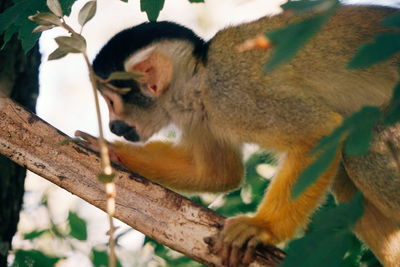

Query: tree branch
0;96;284;266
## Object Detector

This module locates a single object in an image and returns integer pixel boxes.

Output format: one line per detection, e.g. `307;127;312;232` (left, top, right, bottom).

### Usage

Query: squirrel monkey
78;5;400;266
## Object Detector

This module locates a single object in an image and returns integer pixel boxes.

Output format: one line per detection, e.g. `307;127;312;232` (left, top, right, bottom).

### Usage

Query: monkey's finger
222;222;249;244
228;244;242;267
232;226;257;247
75;130;97;143
221;242;231;266
243;236;259;264
74;130;100;151
205;235;220;254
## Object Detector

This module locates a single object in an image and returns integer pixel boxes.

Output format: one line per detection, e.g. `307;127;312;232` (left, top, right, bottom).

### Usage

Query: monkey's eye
109;99;114;109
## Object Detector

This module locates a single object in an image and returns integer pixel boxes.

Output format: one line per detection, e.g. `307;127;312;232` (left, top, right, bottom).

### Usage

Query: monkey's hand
74;130;120;163
210;215;286;266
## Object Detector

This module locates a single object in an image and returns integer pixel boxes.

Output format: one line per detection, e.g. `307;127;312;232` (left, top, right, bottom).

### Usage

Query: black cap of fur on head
92;21;209;80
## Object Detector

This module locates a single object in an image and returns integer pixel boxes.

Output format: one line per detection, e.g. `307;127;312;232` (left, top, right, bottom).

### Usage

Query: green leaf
107;71;142;81
55;35;86;53
360;250;383;266
97;173;116;183
23;230;48;240
282;0;338;14
312;192;364;230
28;12;62;26
14;250;61;267
384;83;400;125
341;236;363;267
292;142;338;199
47;0;63;17
1;24;18;49
68;211;87;241
78;1;97;27
140;0;165;22
92;249;122;267
48;47;69;60
282;230;353;267
311;123;347;154
382;12;400;28
344;106;381;156
264;11;332;72
60;0;76;15
293;105;381;198
0;0;75;52
216;152;272;216
32;25;55;33
282;193;363;267
348;33;400;69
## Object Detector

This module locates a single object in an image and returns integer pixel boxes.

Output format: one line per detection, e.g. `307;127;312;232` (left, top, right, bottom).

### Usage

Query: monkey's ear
125;49;173;97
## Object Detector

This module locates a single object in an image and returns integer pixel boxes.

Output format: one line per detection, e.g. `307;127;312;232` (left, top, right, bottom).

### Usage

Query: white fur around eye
124;46;156;71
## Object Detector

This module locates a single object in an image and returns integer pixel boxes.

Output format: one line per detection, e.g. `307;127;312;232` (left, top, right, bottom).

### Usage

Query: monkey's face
94;42;177;142
100;81;171;142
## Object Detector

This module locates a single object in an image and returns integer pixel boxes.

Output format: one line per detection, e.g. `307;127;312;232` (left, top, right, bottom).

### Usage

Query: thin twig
60;20;117;267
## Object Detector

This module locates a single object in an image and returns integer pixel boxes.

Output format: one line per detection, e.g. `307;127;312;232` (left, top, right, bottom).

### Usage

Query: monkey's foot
208;215;285;267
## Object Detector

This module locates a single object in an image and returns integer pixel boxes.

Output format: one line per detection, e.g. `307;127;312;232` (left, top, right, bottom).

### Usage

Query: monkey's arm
111;138;243;193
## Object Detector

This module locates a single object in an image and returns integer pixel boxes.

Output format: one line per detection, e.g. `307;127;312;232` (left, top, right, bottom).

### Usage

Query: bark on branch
0;96;284;266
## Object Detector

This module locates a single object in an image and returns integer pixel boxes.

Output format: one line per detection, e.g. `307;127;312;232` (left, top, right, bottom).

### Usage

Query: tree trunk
0;0;41;265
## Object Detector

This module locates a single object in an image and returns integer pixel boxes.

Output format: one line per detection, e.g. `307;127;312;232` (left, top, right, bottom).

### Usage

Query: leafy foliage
348;34;400;69
23;230;48;240
12;194;125;266
282;193;364;267
13;250;62;267
91;249;122;267
382;12;400;27
140;0;165;22
348;11;400;69
78;1;97;27
215;152;273;216
0;0;75;52
264;0;339;72
282;0;337;13
292;106;383;199
68;211;88;241
265;13;330;72
144;237;203;267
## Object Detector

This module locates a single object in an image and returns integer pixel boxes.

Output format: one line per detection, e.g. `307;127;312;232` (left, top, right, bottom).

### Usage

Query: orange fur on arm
112;140;243;193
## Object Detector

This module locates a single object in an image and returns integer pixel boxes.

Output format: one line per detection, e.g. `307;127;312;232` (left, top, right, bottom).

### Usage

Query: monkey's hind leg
332;165;400;267
342;123;400;224
212;145;342;267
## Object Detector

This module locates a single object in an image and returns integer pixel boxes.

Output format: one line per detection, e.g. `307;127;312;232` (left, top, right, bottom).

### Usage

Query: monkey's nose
109;120;133;136
109;120;140;142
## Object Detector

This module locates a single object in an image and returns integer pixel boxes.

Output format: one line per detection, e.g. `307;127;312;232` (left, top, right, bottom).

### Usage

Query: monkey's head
92;21;208;142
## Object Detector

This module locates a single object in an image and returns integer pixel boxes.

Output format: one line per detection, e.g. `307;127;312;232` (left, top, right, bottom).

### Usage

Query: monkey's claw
75;131;121;163
209;215;280;267
74;130;100;152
